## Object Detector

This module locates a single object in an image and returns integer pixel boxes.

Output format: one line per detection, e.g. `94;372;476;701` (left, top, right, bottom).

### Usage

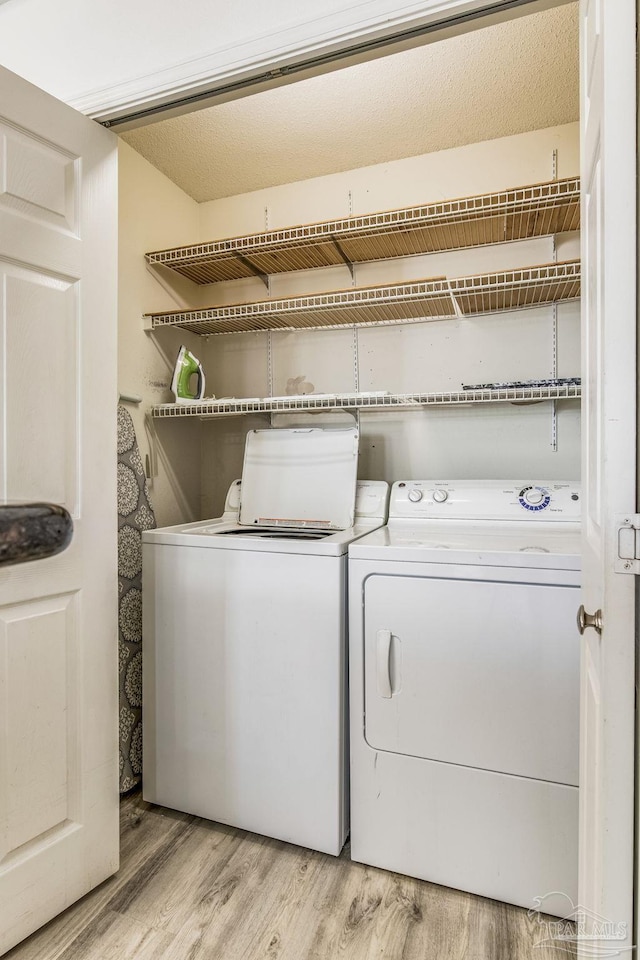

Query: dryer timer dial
408;489;423;503
518;486;551;511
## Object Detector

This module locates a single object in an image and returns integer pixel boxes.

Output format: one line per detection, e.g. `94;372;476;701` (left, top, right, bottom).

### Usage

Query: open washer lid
239;426;359;530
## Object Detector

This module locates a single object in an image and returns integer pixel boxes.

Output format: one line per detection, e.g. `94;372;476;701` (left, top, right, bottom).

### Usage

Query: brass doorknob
577;604;603;635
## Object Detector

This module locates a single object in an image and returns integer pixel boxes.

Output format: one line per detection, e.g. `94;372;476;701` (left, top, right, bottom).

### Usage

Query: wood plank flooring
6;793;574;960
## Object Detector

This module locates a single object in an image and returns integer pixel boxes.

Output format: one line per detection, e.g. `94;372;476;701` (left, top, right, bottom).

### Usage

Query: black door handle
0;503;73;567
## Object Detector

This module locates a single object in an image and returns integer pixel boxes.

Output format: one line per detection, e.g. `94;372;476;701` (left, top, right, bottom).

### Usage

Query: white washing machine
348;479;581;916
142;425;388;856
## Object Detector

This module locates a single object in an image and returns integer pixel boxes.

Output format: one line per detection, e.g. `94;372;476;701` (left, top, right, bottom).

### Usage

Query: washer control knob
408;489;423;503
524;489;544;505
432;489;448;503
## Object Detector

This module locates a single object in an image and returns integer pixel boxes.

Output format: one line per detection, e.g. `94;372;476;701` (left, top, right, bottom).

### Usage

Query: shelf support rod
551;303;558;451
446;280;464;318
550;148;559;448
267;330;274;398
352;325;361;431
331;237;355;282
234;252;270;292
352;325;360;392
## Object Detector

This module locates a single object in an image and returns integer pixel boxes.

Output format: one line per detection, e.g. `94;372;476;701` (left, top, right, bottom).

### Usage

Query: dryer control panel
390;480;581;521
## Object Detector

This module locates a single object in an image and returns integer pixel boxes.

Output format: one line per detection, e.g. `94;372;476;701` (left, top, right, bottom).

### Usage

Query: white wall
118;141;204;527
0;0;569;121
194;123;581;517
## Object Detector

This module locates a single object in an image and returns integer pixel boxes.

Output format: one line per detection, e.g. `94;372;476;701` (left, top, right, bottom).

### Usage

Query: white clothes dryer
142;425;388;856
348;480;581;915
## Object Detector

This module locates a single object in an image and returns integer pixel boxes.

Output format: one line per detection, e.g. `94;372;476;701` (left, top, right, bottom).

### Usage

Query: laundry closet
117;7;580;530
121;0;581;918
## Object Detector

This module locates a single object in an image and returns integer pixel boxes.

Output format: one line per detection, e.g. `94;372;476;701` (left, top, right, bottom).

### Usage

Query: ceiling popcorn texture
121;3;578;203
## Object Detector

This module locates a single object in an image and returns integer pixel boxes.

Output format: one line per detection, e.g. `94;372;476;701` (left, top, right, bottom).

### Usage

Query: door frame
73;0;576;128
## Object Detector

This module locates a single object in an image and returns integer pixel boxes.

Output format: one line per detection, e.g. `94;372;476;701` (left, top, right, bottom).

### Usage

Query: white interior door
0;67;118;953
579;0;636;950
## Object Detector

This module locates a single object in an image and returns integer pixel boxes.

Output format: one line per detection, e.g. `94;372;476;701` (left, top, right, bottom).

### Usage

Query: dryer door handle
376;629;393;698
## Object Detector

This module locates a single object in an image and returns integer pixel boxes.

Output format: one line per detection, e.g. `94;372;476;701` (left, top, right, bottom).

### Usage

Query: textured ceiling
121;3;578;203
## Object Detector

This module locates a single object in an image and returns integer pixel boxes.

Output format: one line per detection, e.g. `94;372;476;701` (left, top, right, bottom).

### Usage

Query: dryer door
363;574;579;785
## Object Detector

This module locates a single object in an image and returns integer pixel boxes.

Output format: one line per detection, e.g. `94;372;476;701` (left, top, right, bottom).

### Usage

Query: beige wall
118;141;204;527
199;122;579;238
120;122;581;523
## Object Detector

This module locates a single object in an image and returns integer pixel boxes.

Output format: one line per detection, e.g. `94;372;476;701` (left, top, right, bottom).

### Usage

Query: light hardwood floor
6;793;574;960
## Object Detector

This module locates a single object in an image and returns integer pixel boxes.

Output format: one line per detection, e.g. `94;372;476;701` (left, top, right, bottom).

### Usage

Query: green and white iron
171;345;206;403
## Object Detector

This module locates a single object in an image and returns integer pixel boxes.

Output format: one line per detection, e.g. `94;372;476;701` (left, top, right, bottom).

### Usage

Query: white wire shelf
146;177;580;284
151;384;582;420
145;260;580;336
